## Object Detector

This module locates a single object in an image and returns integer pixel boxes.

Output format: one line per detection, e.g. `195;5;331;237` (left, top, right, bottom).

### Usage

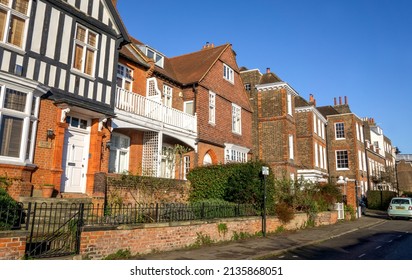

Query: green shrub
103;249;132;260
0;187;20;230
187;161;275;210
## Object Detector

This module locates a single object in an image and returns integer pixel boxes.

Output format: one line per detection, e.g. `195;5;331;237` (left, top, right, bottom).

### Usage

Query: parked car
387;197;412;219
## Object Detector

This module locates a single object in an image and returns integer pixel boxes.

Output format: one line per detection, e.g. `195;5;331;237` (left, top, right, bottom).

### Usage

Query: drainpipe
192;83;199;167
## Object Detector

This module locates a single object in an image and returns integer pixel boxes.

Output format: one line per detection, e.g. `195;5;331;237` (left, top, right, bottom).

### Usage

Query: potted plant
41;184;55;198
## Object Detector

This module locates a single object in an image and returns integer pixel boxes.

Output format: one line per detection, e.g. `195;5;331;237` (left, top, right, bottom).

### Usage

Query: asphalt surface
133;210;388;260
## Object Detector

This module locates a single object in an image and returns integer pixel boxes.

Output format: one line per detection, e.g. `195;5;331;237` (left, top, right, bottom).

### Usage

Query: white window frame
224;143;249;164
146;48;164;68
117;63;133;91
223;64;234;84
336;150;349;170
209;91;215;124
231;103;241;134
0;84;39;164
287;92;292;116
314;142;319;167
184;100;194;115
183;155;190;180
313;114;317;134
72;23;98;77
289;134;294;160
323;146;327;169
0;0;31;50
163;84;173;107
335;122;345;139
108;133;130;174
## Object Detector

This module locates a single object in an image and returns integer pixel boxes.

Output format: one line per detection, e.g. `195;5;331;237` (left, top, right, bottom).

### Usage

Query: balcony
115;87;197;133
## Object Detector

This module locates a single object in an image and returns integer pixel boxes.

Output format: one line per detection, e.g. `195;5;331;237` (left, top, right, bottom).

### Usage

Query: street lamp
337;176;347;204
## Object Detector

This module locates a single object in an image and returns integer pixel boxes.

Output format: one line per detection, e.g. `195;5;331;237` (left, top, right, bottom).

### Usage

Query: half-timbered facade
0;0;128;199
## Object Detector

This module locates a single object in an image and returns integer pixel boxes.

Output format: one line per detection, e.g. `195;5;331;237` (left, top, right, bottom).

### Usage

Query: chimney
202;42;214;49
309;94;316;106
112;0;117;6
339;96;342;105
334;97;337;106
344;96;348;105
266;67;271;74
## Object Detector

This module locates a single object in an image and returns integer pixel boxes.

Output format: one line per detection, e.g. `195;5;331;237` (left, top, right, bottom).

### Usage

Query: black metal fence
0;201;260;231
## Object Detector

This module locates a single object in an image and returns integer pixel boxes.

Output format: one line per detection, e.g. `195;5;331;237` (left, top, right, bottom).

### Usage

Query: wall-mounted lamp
46;129;55;140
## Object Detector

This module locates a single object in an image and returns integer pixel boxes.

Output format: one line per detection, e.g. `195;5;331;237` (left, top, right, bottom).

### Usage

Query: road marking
375;246;381;249
358;254;366;258
389;240;393;243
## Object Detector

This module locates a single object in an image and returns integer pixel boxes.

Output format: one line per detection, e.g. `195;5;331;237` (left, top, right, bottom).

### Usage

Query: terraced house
0;0;129;199
111;39;253;180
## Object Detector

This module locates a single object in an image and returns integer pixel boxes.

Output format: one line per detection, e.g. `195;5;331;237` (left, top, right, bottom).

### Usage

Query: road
267;218;412;260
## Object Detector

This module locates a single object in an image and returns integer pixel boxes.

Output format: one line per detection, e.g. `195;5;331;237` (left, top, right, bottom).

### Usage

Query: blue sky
117;0;412;153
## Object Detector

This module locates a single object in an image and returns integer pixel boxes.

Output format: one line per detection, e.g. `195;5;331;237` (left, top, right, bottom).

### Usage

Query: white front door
61;116;90;193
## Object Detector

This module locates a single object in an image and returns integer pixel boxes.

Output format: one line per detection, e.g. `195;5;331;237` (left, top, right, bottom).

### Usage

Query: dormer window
146;48;164;68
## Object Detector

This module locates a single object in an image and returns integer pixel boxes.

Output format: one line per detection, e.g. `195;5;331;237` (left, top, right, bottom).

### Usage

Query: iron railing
0;202;260;231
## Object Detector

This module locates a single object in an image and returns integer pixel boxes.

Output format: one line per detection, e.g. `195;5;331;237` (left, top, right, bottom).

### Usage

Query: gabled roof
105;0;130;45
169;44;230;85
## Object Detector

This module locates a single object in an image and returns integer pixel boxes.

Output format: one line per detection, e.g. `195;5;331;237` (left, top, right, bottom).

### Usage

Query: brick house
0;0;129;199
295;94;329;183
240;68;298;179
318;97;367;206
110;40;252;179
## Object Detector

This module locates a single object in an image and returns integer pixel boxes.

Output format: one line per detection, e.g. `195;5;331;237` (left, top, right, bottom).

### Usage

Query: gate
25;202;84;259
334;202;345;220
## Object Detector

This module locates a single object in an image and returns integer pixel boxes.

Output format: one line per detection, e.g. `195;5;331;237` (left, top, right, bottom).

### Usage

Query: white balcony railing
115;87;197;133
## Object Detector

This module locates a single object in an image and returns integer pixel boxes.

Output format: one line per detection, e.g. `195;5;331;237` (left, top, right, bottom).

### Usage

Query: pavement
133;209;388;260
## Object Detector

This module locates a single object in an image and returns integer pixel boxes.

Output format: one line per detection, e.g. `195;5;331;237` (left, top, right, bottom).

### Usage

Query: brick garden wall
0;231;27;260
80;211;338;259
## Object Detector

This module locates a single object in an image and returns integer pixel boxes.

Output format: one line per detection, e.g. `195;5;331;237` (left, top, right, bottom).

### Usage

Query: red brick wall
80;211;338;259
0;231;27;260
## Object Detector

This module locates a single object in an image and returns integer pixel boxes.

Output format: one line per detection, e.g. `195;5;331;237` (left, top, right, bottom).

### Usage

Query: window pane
13;0;29;15
8;15;25;48
71;117;79;127
124;80;131;91
73;44;83;70
76;26;86;42
80;119;87;129
0;10;6;42
116;77;123;88
4;88;27;112
84;48;94;75
88;32;96;47
0;116;23;157
147;49;154;59
109;150;117;173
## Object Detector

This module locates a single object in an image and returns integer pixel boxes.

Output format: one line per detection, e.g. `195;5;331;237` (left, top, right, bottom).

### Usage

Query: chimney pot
339;96;342;105
334;97;337;105
266;67;270;74
344;96;348;105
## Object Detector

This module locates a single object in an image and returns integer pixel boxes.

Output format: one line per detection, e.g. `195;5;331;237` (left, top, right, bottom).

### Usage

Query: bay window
0;85;39;163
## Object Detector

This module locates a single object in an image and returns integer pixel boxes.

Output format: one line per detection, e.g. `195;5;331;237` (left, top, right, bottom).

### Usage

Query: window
163;84;172;107
117;64;133;91
289;134;294;160
183;155;190;180
244;83;251;91
72;24;98;76
314;142;319;167
356;123;360;141
313;115;317;134
203;153;212;165
0;0;30;49
287;92;292;116
336;150;349;169
209;91;215;124
224;143;248;163
146;48;164;68
223;64;234;83
0;86;39;163
108;133;130;173
232;104;241;134
184;101;194;115
335;122;345;139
